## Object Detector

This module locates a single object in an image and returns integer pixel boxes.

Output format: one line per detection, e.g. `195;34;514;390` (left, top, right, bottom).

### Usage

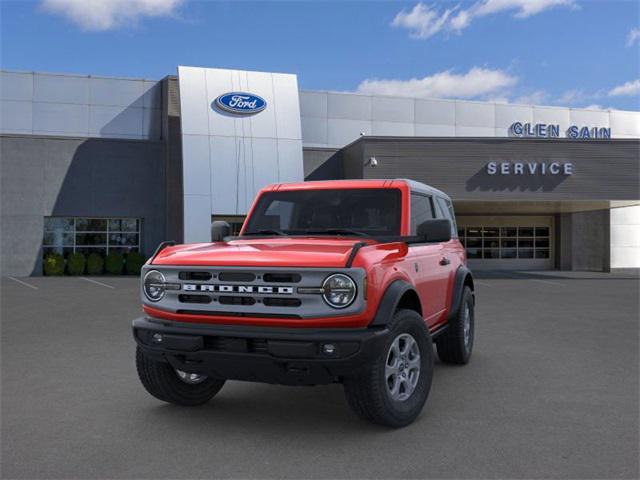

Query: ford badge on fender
214;92;266;114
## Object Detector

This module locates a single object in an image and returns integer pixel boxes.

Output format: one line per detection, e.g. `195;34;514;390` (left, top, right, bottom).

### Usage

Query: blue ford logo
214;92;267;115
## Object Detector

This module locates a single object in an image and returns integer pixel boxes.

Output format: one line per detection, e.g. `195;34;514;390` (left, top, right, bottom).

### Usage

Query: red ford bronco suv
133;179;475;427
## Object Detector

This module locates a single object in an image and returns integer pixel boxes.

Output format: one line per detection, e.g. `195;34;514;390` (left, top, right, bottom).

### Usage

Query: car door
408;192;449;327
433;196;461;323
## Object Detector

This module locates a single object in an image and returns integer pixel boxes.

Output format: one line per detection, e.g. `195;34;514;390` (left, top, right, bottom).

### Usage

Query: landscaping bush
86;253;104;275
125;251;145;275
43;253;65;276
67;252;86;275
105;252;124;275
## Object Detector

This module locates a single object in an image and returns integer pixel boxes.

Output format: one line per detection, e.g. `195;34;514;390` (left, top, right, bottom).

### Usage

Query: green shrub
125;251;145;275
86;253;104;275
105;252;124;275
43;253;65;276
67;252;86;275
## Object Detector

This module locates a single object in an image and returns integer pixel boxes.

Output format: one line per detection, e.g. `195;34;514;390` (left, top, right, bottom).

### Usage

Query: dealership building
1;66;639;275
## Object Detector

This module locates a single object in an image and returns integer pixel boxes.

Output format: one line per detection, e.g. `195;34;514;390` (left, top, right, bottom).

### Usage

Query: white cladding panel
611;205;640;268
0;70;161;140
300;91;640;147
178;66;303;242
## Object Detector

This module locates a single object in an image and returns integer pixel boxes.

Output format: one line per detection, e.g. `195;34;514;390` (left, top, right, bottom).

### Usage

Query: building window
211;216;246;236
43;217;140;257
458;226;550;260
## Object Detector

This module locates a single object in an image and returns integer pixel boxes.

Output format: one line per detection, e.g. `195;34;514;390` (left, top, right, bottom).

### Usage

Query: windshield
243;188;402;237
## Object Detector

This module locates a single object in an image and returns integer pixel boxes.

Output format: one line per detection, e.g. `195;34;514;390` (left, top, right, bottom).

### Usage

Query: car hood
151;237;375;268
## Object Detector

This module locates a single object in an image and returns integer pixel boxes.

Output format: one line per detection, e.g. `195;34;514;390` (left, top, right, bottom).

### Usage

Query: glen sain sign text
510;122;611;139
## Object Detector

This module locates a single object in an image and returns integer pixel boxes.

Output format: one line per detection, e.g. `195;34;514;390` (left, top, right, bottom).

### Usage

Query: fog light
152;333;163;344
323;343;336;355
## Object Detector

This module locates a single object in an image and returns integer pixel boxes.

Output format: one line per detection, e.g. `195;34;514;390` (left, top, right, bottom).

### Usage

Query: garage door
456;216;554;270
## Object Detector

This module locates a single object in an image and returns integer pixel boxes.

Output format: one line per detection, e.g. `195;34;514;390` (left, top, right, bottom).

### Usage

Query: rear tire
343;309;434;428
136;347;225;406
436;286;474;364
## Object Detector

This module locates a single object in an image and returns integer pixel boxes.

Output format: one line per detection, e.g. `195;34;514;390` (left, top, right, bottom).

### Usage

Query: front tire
436;286;474;364
136;347;225;406
343;309;434;428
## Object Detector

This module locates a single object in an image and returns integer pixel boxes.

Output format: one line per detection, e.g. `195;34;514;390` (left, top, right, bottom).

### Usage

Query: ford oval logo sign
214;92;266;115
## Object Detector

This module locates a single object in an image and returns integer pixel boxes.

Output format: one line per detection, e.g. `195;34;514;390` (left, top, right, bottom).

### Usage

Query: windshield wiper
243;229;288;236
302;228;369;237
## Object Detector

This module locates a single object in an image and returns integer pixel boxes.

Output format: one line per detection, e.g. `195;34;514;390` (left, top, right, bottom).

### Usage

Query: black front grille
219;271;256;282
219;296;255;306
179;271;212;281
263;297;302;307
179;294;212;304
176;310;302;319
263;273;301;283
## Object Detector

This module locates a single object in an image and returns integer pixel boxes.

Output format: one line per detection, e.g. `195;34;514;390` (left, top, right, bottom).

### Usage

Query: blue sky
1;0;639;110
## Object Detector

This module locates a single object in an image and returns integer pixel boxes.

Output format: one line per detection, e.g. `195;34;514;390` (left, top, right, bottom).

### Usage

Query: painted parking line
80;277;115;289
7;276;38;290
531;278;565;287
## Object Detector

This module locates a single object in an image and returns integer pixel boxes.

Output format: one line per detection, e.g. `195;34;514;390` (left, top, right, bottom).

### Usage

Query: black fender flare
370;280;418;326
447;266;475;322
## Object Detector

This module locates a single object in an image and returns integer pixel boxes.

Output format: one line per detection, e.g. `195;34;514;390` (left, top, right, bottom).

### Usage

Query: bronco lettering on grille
182;284;293;294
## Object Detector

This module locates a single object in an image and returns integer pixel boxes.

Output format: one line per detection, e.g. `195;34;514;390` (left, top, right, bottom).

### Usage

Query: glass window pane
109;246;139;254
484;238;499;249
44;217;74;231
43;231;74;246
457;228;465;238
483;249;499;259
518;239;534;248
501;248;517;258
109;233;139;246
76;233;107;245
501;227;517;237
518;227;534;237
76;218;108;231
501;239;517;248
466;238;482;248
466;248;481;259
535;249;550;259
467;227;482;237
410;194;434;235
519;249;534;258
483;227;499;237
535;238;549;248
76;247;107;256
535;227;549;237
43;246;64;256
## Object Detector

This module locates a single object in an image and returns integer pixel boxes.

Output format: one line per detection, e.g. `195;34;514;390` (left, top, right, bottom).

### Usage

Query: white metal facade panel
610;205;640;268
0;70;161;140
178;66;304;242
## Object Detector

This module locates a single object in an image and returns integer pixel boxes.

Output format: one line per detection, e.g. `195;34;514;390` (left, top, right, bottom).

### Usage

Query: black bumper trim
132;317;390;385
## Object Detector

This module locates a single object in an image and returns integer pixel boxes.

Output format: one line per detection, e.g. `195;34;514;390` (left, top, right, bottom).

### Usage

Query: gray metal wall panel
0;135;166;275
341;138;640;201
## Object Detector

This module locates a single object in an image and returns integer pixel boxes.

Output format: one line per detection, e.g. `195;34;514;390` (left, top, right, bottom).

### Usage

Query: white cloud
627;28;640;47
40;0;184;31
583;104;605;110
391;3;457;39
608;79;640;97
392;0;576;39
356;67;518;99
515;90;548;105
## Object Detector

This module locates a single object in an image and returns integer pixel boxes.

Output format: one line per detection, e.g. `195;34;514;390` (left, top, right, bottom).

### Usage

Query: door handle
439;257;450;266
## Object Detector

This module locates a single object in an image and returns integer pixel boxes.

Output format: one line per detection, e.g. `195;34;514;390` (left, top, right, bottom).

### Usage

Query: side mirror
211;221;231;242
417;219;451;243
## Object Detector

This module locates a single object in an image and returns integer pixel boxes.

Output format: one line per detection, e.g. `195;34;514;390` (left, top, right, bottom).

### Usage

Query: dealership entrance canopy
1;66;639;275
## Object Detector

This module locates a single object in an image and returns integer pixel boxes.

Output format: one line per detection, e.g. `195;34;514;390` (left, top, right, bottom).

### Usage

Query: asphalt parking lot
1;271;639;479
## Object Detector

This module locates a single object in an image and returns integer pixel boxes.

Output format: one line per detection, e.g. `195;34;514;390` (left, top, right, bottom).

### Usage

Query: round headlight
322;273;357;309
143;270;166;302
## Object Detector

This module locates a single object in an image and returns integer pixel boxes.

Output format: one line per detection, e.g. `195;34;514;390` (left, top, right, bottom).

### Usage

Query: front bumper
132;317;390;385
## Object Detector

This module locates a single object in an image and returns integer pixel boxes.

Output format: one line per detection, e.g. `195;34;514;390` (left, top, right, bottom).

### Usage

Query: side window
435;197;458;237
410;193;434;234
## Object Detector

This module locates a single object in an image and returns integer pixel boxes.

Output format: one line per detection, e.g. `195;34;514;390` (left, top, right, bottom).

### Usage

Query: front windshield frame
242;188;403;238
